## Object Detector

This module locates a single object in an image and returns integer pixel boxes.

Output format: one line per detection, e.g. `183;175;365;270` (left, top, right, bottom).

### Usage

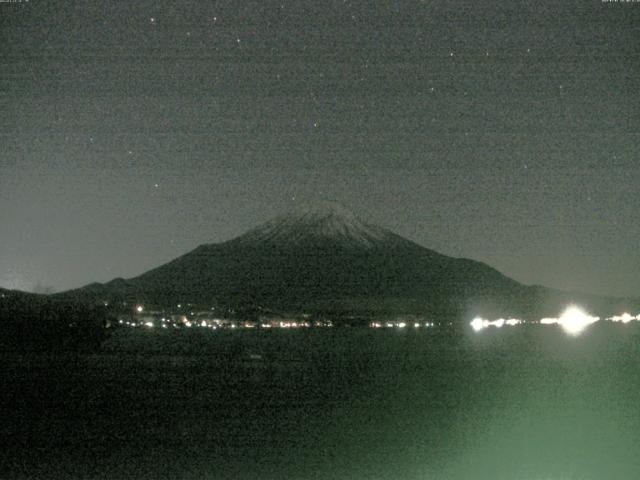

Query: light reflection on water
5;325;640;480
303;325;640;480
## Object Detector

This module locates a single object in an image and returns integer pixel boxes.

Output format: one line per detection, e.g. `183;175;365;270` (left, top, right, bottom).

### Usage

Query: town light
559;305;598;336
609;313;634;324
470;317;485;332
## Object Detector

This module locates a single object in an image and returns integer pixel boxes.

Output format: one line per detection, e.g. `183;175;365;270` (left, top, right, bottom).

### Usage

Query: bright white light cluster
608;313;640;324
369;321;437;329
470;317;522;332
557;306;599;336
471;306;640;336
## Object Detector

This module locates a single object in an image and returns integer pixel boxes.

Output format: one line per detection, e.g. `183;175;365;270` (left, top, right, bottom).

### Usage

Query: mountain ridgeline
58;203;636;321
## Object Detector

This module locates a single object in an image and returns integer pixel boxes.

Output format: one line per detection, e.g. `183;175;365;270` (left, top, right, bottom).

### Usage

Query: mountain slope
57;202;637;320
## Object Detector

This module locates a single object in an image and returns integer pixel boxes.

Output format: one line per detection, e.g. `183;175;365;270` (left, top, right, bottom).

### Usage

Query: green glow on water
4;325;640;479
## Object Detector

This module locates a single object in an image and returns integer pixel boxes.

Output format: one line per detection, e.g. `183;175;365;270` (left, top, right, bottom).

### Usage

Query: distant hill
0;287;45;304
0;288;107;352
55;202;638;321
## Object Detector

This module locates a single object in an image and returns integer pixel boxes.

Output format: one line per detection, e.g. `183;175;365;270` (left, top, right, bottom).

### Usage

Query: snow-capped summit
231;201;403;249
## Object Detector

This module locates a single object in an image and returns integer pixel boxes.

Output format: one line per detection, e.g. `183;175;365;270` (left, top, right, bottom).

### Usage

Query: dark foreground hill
56;203;638;320
0;288;107;352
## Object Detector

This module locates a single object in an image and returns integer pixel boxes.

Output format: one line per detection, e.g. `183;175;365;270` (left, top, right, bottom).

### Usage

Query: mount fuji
58;202;635;321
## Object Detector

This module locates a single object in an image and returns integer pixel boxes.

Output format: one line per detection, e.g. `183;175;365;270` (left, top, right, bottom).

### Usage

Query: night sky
1;0;638;297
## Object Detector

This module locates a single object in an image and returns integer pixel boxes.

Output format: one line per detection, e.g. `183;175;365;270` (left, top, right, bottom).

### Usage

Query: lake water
3;324;640;479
